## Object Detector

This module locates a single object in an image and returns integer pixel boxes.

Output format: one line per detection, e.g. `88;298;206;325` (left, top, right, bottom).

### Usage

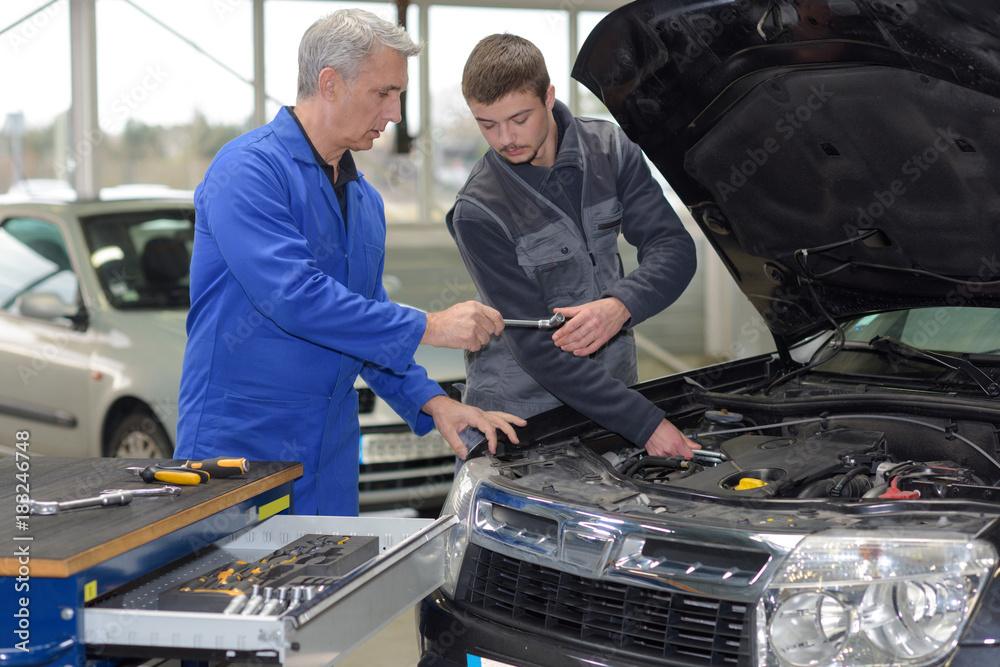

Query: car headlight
438;456;498;598
758;533;996;667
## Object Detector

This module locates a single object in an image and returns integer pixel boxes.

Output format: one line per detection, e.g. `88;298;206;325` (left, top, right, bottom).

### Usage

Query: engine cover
667;428;885;497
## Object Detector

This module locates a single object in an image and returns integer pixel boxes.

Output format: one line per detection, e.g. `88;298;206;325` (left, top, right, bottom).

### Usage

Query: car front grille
454;544;753;666
358;455;455;490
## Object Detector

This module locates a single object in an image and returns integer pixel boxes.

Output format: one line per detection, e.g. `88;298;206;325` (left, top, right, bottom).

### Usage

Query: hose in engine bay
690;413;1000;474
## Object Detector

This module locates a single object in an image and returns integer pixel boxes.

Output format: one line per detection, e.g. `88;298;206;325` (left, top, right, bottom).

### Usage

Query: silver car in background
0;186;458;512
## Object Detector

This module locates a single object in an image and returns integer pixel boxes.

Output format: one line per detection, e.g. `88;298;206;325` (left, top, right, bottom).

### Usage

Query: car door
0;214;97;455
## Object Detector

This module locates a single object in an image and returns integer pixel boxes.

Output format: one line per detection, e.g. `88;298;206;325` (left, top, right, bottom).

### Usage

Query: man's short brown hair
462;34;550;105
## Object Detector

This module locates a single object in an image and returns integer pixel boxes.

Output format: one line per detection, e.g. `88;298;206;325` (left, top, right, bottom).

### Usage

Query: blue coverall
176;107;444;516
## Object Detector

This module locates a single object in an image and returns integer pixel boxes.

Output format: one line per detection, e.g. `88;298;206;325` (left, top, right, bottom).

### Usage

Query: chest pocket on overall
516;223;590;307
588;199;625;292
360;241;384;299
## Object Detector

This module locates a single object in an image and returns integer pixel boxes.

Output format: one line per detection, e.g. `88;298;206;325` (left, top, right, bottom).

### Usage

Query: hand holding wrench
502;313;566;329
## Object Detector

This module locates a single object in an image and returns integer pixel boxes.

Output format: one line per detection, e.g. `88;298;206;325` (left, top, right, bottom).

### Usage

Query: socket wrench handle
100;486;182;497
502;313;566;330
28;491;133;515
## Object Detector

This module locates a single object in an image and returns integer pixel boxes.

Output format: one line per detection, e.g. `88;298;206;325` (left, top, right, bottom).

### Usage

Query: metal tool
100;486;182;497
502;313;566;329
241;584;266;616
259;586;288;616
285;586;305;612
28;485;181;515
28;491;133;515
222;592;248;615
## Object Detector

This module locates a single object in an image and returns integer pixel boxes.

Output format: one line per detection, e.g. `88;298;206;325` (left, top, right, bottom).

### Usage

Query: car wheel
106;412;173;459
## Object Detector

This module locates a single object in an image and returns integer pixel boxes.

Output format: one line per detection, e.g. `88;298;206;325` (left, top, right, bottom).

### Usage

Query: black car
417;1;1000;665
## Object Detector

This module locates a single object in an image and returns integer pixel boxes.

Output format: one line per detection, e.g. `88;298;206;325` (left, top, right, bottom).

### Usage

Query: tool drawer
83;514;456;666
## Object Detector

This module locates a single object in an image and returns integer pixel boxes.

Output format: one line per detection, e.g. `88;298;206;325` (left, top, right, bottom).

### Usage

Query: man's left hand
422;395;526;459
552;298;630;356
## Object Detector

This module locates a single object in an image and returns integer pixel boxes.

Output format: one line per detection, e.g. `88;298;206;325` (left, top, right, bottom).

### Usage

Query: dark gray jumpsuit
447;101;697;446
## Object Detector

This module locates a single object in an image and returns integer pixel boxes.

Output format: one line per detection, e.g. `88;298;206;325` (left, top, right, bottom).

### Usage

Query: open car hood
573;0;1000;345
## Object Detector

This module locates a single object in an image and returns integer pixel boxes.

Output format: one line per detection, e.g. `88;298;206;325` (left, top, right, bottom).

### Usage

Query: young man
448;34;699;458
176;11;523;516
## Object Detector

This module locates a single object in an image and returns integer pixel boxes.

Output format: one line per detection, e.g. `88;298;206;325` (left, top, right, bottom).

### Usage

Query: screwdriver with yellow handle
127;465;209;485
127;457;250;485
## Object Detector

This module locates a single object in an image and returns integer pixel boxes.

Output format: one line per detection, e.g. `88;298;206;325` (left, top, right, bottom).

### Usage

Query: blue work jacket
176;107;443;516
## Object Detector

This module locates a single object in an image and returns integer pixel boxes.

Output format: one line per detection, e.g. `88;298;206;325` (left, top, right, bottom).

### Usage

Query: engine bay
596;408;1000;502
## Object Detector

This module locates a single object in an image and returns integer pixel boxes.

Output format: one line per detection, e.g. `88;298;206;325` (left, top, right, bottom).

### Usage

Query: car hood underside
573;0;1000;342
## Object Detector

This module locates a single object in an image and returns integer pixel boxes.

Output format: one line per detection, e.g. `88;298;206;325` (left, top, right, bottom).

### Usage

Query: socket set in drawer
158;533;379;614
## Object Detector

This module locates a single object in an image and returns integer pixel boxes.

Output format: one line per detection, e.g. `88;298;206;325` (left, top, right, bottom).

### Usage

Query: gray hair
296;8;422;101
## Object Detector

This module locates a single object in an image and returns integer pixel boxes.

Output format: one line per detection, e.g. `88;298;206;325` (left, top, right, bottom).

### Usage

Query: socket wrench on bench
28;486;181;515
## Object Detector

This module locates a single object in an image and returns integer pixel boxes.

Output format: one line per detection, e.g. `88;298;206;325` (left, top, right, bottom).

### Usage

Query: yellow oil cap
735;478;767;490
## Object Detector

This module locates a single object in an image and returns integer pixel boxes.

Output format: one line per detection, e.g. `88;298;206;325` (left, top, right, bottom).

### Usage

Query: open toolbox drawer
83;514;457;666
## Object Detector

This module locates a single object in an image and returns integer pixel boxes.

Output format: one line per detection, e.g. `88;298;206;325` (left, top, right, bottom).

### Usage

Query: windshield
81;208;194;309
843;307;1000;355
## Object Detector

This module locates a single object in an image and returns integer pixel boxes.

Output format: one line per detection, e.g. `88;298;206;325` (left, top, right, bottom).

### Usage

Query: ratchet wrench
100;486;183;497
28;486;181;515
28;491;133;515
503;313;566;329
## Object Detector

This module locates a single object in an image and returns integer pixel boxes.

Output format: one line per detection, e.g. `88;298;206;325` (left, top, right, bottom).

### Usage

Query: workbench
0;457;453;667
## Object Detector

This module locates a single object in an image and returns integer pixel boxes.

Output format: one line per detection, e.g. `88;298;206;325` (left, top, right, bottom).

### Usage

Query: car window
0;217;80;320
844;307;1000;354
81;209;195;309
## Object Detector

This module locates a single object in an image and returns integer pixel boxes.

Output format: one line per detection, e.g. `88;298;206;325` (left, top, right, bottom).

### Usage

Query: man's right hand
422;301;504;351
644;419;701;458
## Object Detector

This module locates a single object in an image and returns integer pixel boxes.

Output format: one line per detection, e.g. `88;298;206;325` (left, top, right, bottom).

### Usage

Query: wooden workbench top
0;457;302;578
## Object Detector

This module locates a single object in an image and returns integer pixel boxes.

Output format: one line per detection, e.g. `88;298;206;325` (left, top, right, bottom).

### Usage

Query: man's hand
422;395;526;459
644;419;701;458
422;301;504;352
552;298;630;356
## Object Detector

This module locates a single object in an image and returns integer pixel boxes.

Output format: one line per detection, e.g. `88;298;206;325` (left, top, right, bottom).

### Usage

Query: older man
176;10;523;516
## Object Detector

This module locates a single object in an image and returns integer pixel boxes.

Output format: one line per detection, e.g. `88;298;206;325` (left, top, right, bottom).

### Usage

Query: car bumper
418;588;1000;667
417;590;670;667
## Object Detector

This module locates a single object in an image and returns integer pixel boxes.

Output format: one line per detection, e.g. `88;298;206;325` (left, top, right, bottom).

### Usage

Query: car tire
106;412;174;459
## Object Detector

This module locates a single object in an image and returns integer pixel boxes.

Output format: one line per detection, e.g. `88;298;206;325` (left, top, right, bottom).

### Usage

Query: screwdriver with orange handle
180;456;250;478
127;457;250;485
